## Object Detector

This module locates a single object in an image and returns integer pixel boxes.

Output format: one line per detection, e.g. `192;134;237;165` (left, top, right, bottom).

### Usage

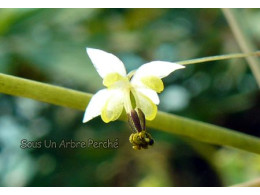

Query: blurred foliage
0;8;260;187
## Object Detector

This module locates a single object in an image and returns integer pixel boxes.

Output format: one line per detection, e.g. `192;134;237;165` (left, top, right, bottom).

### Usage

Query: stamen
130;110;142;132
129;130;154;150
127;113;138;133
128;108;154;150
137;108;146;131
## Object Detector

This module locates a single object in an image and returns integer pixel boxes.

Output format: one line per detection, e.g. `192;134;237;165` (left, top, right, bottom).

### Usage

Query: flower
83;48;185;124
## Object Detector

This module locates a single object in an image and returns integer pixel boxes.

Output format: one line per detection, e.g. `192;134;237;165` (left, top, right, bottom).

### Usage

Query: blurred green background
0;8;260;187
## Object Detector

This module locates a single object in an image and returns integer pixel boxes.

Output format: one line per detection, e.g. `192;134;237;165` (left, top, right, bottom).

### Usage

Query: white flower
83;48;185;123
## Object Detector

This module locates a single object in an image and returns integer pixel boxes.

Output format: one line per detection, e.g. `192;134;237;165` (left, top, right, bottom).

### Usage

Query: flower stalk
176;50;260;66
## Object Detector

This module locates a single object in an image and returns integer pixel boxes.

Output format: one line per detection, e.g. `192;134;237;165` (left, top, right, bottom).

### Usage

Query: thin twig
176;51;260;66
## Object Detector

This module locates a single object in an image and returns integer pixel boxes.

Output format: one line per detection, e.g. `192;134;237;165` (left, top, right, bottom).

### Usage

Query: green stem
1;73;260;154
222;8;260;88
176;51;260;66
147;111;260;154
0;73;92;110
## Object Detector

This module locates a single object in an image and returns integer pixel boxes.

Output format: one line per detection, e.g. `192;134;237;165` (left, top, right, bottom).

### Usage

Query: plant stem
146;111;260;155
222;8;260;88
1;73;260;155
0;73;92;110
176;51;260;66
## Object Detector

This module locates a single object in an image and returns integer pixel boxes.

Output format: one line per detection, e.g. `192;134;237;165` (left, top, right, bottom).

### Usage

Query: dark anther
129;130;154;150
149;139;154;146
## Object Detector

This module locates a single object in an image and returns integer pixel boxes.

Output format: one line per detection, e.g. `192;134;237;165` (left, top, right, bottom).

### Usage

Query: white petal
133;91;157;121
101;89;125;123
82;89;112;123
135;87;160;105
86;48;127;78
131;61;185;83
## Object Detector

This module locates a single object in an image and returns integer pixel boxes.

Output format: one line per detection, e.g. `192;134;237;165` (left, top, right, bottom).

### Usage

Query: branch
1;73;260;155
